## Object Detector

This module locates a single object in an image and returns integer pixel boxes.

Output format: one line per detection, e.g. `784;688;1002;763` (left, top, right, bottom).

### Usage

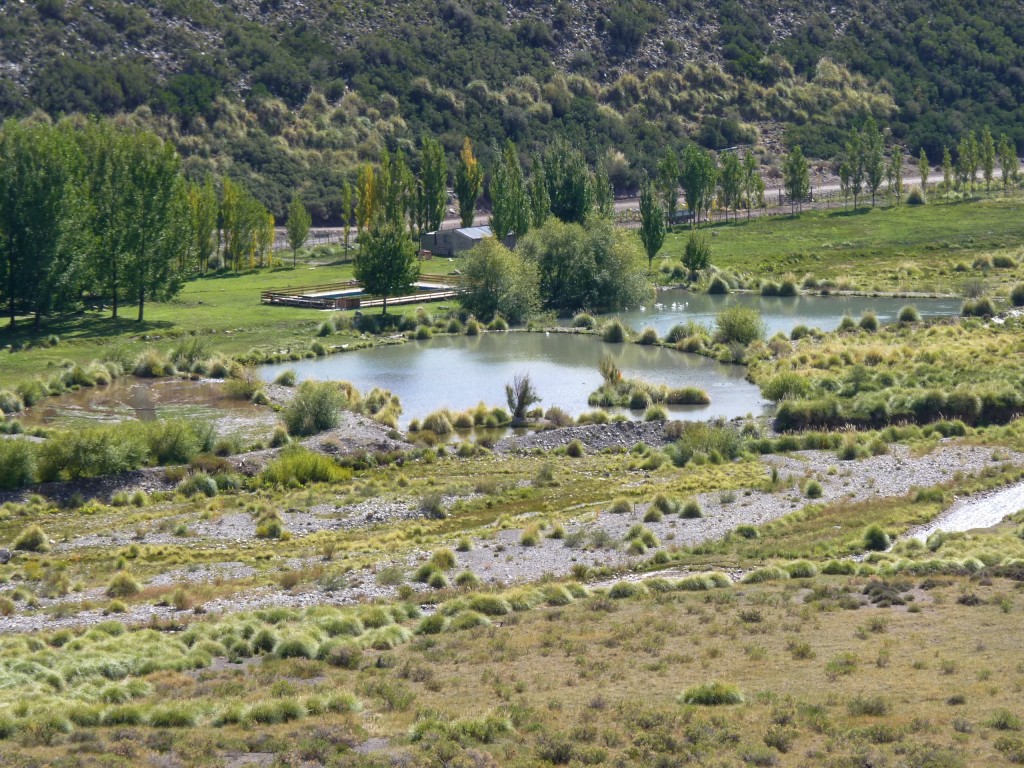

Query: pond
607;290;962;338
15;378;278;439
262;333;769;426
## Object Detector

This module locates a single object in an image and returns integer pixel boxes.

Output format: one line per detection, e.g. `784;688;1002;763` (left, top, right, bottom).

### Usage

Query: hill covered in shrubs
2;0;1022;218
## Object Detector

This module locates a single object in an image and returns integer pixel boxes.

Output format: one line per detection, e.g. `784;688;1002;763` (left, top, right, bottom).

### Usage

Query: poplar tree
419;136;448;232
544;137;593;224
782;146;810;214
656;148;679;224
489;140;529;239
679;144;717;227
454;137;483;227
340;180;353;252
187;176;218;275
887;152;903;205
981;126;996;192
845;128;864;208
286;193;312;267
917;148;929;194
741;150;764;219
528;155;550;229
717;151;743;221
998;135;1017;193
638;177;665;269
593;160;615;220
355;164;375;248
863;117;885;207
942;146;953;192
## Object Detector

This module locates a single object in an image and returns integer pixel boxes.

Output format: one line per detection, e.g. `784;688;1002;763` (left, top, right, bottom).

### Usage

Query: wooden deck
260;274;463;310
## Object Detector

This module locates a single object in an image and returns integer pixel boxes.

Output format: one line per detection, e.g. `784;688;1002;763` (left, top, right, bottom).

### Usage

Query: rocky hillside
2;0;1021;219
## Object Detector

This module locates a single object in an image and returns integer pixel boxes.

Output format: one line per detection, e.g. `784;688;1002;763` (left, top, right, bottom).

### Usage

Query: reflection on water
606;290;962;338
263;332;769;426
16;378;278;438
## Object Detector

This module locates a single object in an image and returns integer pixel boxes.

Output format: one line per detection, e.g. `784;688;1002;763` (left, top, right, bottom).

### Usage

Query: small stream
908;481;1024;541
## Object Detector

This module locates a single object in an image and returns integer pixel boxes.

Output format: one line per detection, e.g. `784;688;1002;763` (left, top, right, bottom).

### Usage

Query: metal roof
457;226;492;239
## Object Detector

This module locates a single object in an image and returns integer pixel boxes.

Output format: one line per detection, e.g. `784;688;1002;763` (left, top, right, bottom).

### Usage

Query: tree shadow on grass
1;312;176;343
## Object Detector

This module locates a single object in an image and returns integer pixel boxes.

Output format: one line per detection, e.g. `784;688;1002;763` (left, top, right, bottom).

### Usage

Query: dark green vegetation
2;0;1023;216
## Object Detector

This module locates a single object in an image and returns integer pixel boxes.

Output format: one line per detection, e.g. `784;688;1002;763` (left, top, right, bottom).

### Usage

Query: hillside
2;0;1023;219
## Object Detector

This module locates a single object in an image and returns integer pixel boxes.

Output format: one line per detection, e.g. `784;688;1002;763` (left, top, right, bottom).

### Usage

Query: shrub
276;635;318;659
742;567;789;584
715;305;765;345
837;314;857;332
761;372;810;402
906;186;925;205
679;682;744;706
572;312;596;329
1011;284;1024;307
778;278;798;296
450;610;491;630
898;305;921;323
608;581;647;599
565;439;585;458
805;480;823;499
665;387;710;405
178;472;218;498
680;499;703;518
863;525;891;551
106;573;141;598
993;254;1017;268
602;320;628;343
38;424;149;481
282;381;348;436
683;231;711;272
467;595;513;616
784;561;818;579
0;436;35;490
149;705;198;728
858;311;879;332
848;695;889;717
13;524;48;552
274;369;297;386
760;281;780;297
262;447;347;486
0;390;24;415
610;498;633;514
644;404;668;422
707;276;729;294
962;296;996;317
638;327;659;345
430;548;457;570
422;410;454;435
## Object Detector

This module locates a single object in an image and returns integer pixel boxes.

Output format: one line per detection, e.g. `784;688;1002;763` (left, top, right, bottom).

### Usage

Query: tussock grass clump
805;480;823;498
244;699;306;725
106;573;141;598
863;525;891;551
449;610;491;631
572;312;596;329
149;704;198;728
275;635;319;659
898;305;921;323
274;369;297;386
741;567;790;584
609;498;633;515
262;447;348;486
467;594;513;616
608;581;648;599
784;561;818;578
282;380;348;436
858;311;879;332
680;498;703;518
602;320;628;343
638;327;659;345
962;296;996;317
1010;283;1024;307
715;305;765;345
679;682;744;706
13;524;49;552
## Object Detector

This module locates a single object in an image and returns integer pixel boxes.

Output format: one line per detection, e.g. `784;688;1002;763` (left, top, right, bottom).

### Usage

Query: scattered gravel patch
495;420;674;453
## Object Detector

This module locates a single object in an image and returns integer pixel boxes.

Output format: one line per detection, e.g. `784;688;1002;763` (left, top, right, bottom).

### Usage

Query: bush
805;480;823;499
274;369;297;386
778;278;798;296
760;281;780;296
863;524;891;551
178;472;218;498
1011;284;1024;307
715;305;765;345
638;327;659;345
262;447;348;485
149;705;198;728
707;276;730;294
680;499;703;518
898;305;921;323
106;573;141;598
838;314;857;332
282;380;348;436
962;296;996;317
0;440;36;489
602;320;628;343
610;498;633;514
565;439;585;457
679;682;744;705
0;390;24;415
449;610;491;630
572;312;596;329
858;311;879;332
784;561;818;579
38;424;149;481
906;186;925;205
276;635;318;659
608;581;647;599
683;231;711;272
13;524;49;552
993;254;1017;268
644;404;668;422
742;567;789;584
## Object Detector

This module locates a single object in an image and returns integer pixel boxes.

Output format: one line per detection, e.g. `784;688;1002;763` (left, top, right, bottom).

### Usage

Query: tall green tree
741;150;764;219
355;215;419;315
340;180;353;252
119;132;190;322
0;119;81;328
221;177;270;273
942;146;953;192
454;137;483;228
717;151;743;221
489;140;529;239
593;160;614;220
980;126;996;191
375;150;409;228
355;164;375;247
886;152;903;205
419;136;448;233
286;193;312;267
965;130;979;190
863;117;885;207
459;237;539;323
528;155;550;229
844;127;865;208
656;148;679;224
839;162;852;208
544;138;592;224
917;148;930;194
186;176;218;275
679;144;717;227
998;134;1017;193
782;146;810;214
637;177;665;269
955;135;972;193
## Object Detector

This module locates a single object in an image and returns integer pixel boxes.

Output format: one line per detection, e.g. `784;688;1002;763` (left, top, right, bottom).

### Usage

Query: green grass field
660;196;1024;294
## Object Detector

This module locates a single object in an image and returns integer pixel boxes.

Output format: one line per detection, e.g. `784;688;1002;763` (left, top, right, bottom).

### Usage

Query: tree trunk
381;295;387;315
138;288;145;323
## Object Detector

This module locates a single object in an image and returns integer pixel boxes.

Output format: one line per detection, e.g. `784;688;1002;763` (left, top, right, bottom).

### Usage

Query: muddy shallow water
15;378;278;439
909;480;1024;541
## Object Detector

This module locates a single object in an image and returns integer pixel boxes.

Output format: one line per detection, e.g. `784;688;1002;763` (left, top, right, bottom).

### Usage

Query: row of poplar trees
0;117;273;327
